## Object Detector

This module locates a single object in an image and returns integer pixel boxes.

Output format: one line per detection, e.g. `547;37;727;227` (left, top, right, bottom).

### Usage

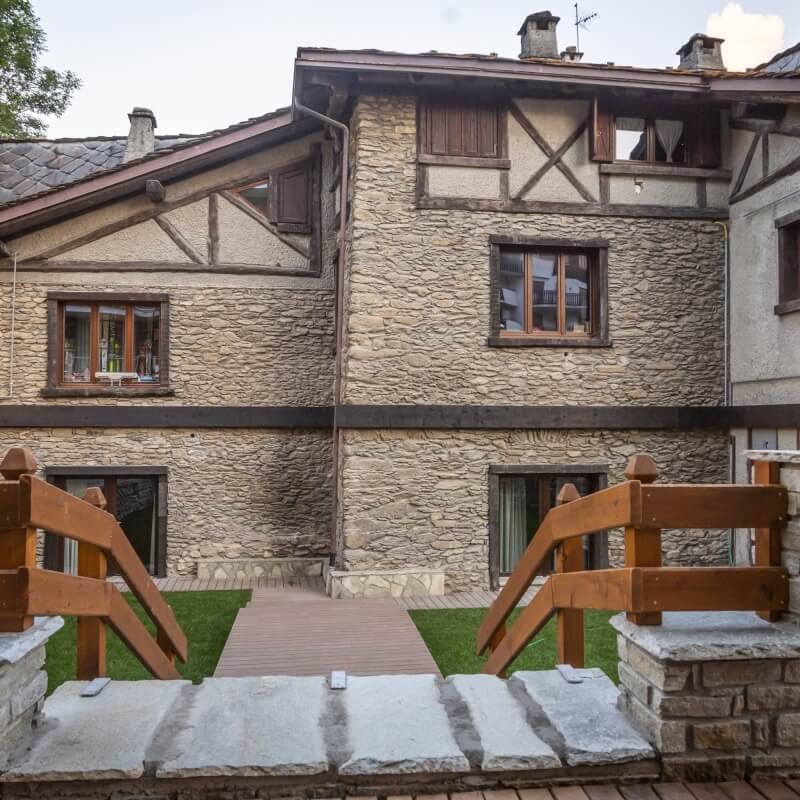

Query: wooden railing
478;453;789;677
0;447;187;680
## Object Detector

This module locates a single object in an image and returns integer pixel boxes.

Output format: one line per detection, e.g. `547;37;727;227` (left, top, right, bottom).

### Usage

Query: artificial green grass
44;590;251;694
410;608;618;681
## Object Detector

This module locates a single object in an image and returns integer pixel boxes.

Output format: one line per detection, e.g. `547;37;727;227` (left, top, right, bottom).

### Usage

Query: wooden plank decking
214;585;441;677
381;783;800;800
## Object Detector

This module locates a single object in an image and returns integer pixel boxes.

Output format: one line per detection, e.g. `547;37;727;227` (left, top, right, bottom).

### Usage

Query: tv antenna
574;3;598;52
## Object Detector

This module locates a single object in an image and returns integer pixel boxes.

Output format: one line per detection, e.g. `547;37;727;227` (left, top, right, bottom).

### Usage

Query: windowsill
418;154;511;170
41;386;175;398
600;163;732;180
775;298;800;316
276;222;311;234
488;335;612;348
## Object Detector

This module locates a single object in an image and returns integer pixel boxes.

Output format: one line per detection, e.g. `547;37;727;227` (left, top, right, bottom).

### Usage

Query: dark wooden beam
145;180;165;203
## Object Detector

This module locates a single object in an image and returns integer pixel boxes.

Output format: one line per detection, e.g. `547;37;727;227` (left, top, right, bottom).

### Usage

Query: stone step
511;668;655;767
3;672;657;786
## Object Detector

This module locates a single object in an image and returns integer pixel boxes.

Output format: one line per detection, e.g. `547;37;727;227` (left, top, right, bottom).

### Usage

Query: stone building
0;14;798;594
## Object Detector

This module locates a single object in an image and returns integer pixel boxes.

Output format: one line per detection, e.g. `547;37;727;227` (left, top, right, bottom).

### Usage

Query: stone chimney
676;34;726;70
518;11;560;59
123;107;157;163
560;45;583;63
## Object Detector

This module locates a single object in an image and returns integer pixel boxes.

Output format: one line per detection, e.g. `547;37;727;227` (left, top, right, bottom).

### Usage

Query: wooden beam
153;215;205;264
640;484;788;529
753;460;783;622
106;589;181;680
555;483;584;668
476;479;640;654
6;568;112;617
550;569;633;611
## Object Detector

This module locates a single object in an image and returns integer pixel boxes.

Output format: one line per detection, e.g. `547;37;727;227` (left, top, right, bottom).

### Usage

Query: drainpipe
0;251;19;400
293;95;349;567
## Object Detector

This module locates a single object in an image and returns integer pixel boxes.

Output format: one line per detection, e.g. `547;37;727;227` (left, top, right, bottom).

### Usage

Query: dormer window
234;159;311;232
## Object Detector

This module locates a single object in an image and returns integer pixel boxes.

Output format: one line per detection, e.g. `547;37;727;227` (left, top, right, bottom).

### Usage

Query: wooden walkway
214;585;441;678
382;782;800;800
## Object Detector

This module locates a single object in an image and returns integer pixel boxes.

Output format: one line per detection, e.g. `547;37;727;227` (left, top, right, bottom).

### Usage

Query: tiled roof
0;135;194;204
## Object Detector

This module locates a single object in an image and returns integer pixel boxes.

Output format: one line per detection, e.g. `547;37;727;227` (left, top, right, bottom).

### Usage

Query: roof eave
0;111;320;239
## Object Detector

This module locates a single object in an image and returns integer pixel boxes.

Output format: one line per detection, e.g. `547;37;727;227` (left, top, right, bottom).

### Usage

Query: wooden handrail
478;452;790;675
0;447;187;680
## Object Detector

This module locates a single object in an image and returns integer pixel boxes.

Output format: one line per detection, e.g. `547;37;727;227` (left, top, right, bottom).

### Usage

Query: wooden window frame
43;466;168;578
613;113;690;165
44;292;171;398
488;236;610;348
487;464;609;590
235;157;312;234
776;209;800;315
418;99;507;166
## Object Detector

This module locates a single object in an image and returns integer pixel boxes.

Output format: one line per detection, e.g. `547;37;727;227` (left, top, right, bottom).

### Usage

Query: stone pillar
613;610;800;781
745;450;800;622
0;617;63;768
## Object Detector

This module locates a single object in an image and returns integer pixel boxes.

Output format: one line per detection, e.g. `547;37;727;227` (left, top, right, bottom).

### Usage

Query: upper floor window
614;117;688;164
489;237;609;347
420;101;500;159
777;212;800;314
46;293;170;395
235;159;311;232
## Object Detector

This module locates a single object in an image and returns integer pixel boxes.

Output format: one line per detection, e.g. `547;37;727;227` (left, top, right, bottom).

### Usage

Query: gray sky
34;0;799;139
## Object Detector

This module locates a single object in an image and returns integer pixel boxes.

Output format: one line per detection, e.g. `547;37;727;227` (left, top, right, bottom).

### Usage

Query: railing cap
82;487;108;510
0;447;39;480
556;483;581;504
625;453;659;484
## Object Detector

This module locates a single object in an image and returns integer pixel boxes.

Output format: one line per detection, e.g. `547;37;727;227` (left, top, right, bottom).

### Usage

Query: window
420;101;500;159
777;212;800;314
488;467;608;588
489;238;609;345
47;293;169;394
44;469;167;578
589;98;720;169
235;158;311;231
614;116;688;164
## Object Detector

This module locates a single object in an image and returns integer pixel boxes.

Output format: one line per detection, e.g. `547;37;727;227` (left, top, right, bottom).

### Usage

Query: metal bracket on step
80;677;112;697
329;670;347;690
556;664;583;684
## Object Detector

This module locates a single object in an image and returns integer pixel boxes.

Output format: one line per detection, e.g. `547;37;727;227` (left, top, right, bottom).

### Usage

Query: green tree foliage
0;0;80;137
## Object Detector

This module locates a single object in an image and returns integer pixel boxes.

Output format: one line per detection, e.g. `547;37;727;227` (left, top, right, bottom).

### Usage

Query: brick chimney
518;11;560;59
123;107;157;163
677;34;726;70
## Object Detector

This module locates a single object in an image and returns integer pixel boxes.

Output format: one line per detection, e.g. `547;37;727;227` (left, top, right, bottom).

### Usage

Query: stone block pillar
613;611;800;781
0;617;63;768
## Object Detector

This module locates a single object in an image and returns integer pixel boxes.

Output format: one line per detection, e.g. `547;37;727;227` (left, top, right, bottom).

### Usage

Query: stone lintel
743;450;800;464
611;611;800;662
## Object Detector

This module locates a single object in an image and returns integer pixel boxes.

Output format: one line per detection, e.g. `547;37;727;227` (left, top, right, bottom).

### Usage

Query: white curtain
615;116;645;131
655;119;684;163
500;477;527;573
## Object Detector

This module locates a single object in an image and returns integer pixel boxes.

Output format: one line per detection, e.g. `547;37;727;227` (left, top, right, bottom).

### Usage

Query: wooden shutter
273;162;310;227
689;108;721;169
423;102;498;158
589;97;613;162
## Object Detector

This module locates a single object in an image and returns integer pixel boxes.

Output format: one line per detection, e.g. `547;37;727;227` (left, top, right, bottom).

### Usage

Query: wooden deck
384;783;800;800
214;585;441;677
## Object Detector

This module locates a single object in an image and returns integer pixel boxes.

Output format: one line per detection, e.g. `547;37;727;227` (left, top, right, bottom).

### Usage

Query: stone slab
610;611;800;662
511;669;654;767
0;617;63;667
338;674;470;775
744;449;800;464
4;679;188;781
448;674;560;771
156;677;328;777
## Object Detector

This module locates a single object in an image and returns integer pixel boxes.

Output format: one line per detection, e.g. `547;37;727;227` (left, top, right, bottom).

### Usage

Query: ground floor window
43;468;167;577
489;466;608;589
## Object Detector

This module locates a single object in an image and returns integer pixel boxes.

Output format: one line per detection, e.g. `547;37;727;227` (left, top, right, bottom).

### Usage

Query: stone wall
0;428;332;576
339;428;729;592
614;611;800;780
343;94;725;406
0;277;334;406
0;617;62;769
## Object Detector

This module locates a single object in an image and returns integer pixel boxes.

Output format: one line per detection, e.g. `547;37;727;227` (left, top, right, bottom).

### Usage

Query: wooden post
77;487;108;679
624;454;662;625
555;483;584;667
753;459;782;622
0;448;39;632
489;624;508;679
